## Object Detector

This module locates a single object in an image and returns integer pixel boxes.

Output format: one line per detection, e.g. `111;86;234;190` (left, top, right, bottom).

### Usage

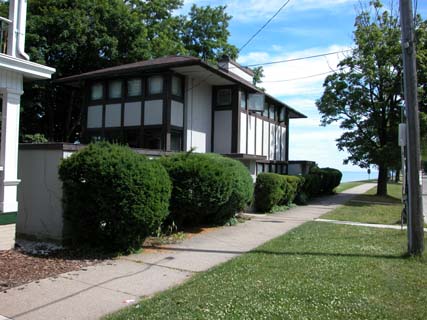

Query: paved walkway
0;183;375;320
315;218;427;231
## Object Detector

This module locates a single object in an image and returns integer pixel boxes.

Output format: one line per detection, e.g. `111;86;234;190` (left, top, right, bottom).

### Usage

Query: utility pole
399;0;424;255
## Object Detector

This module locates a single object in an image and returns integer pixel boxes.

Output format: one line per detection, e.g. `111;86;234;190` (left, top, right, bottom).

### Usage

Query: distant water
341;171;378;183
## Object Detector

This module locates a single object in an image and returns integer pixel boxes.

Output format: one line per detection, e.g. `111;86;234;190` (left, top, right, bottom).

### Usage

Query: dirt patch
0;249;102;291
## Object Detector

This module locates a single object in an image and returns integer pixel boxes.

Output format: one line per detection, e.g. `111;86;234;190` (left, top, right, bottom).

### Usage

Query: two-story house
58;55;306;178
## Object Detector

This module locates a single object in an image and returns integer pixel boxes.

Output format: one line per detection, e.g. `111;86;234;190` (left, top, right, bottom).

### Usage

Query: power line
260;69;340;83
241;49;353;68
238;0;291;53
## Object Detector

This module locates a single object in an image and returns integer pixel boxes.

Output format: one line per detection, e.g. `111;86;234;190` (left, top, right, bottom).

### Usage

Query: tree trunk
394;168;400;183
377;165;388;196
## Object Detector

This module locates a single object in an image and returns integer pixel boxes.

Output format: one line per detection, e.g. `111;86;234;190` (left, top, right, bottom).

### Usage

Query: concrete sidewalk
0;183;375;320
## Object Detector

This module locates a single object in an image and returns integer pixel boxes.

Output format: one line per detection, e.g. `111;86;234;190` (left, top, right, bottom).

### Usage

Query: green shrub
254;173;286;212
319;168;343;194
282;175;303;205
59;142;171;252
300;167;342;199
159;153;253;226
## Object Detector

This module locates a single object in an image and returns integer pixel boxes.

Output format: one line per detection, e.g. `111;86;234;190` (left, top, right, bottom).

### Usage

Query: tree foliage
182;4;237;63
316;0;427;196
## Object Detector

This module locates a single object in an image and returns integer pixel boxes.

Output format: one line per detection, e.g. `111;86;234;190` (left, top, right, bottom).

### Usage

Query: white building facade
0;0;54;249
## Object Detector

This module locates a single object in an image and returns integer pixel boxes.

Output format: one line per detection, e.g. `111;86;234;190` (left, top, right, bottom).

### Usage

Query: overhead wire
238;0;291;53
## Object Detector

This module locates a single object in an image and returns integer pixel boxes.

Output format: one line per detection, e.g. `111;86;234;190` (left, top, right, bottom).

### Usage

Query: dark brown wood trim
285;114;290;163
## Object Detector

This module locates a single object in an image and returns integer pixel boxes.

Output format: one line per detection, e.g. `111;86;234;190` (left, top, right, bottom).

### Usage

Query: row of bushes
254;167;342;212
59;142;253;252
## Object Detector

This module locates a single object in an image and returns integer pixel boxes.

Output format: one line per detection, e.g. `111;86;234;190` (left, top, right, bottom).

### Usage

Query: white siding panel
124;102;141;126
240;112;247;154
263;121;269;158
256;118;263;156
214;110;232;154
87;105;103;128
281;126;286;161
171;100;184;127
144;100;163;125
269;123;275;160
105;103;121;127
275;125;281;160
248;115;256;155
185;79;212;153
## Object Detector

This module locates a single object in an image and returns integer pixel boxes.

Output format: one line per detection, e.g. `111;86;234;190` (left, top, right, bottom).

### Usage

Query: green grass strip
0;212;17;225
105;222;427;320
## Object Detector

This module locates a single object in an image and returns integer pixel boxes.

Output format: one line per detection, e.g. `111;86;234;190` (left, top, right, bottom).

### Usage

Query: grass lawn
105;222;427;320
324;183;403;225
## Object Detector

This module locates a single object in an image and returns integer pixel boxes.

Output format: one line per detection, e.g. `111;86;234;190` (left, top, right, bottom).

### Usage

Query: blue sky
179;0;427;172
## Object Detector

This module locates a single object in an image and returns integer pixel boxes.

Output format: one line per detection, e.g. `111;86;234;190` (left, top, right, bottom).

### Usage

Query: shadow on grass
139;245;409;261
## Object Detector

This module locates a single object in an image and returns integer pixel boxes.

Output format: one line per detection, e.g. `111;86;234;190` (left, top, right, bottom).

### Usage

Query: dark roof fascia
55;56;306;119
55;59;201;85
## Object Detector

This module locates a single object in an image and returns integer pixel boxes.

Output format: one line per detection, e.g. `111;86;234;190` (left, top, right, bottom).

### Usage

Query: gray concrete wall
16;149;65;242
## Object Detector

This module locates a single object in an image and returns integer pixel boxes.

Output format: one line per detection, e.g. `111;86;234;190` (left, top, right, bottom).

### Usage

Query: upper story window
127;79;142;97
91;83;103;100
109;80;122;99
263;102;269;117
148;75;163;95
172;76;183;97
279;107;286;123
269;105;275;120
217;88;232;106
240;91;246;110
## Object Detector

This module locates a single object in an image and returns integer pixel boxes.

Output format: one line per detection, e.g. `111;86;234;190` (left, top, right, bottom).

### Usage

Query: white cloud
238;44;352;97
180;0;358;22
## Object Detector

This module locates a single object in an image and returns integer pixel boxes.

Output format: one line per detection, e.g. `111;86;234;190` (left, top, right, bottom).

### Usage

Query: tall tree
316;1;419;196
182;4;238;62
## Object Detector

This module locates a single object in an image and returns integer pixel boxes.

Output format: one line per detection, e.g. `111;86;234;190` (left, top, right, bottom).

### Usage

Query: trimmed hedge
254;173;303;212
300;167;342;199
59;142;171;252
159;153;253;226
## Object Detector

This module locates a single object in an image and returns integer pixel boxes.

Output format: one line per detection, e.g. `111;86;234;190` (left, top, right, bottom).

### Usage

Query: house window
109;80;122;99
127;79;142;97
170;131;183;151
217;88;232;106
279;107;286;123
263;102;269;117
148;75;163;95
91;83;103;100
172;76;183;97
240;91;246;110
143;128;163;149
256;163;264;174
269;105;275;120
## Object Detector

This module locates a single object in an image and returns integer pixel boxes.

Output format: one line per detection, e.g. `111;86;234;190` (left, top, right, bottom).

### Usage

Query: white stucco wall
247;115;256;155
16;149;65;241
185;79;212;153
256;118;263;156
213;110;232;154
240;112;247;154
263;121;269;158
